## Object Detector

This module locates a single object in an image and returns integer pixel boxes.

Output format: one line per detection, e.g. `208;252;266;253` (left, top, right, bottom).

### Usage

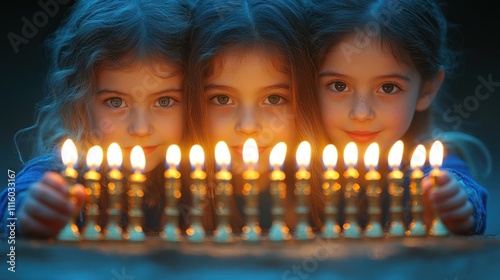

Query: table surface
2;234;500;280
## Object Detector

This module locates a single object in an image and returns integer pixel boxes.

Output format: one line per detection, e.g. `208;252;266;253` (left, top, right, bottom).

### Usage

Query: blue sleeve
423;154;489;235
0;154;57;238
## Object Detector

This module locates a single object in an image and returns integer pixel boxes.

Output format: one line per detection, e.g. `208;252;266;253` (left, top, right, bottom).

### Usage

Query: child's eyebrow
97;89;181;96
97;89;129;96
375;74;411;82
262;83;290;91
204;84;234;92
318;70;343;78
204;84;290;92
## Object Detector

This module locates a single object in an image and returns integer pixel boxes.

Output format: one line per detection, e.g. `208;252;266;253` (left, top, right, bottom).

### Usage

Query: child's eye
327;81;349;93
105;97;126;108
378;83;402;95
155;97;174;108
264;95;286;105
210;95;234;105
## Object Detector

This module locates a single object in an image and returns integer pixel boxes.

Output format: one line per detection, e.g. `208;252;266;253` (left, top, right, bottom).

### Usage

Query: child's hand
421;170;474;234
18;171;86;238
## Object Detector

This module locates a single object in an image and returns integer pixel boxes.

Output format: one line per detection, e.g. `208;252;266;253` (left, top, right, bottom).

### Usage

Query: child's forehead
329;34;414;69
98;57;182;78
210;46;289;75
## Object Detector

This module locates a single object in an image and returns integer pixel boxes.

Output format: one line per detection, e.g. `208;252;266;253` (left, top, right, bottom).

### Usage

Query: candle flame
343;142;358;167
86;145;103;170
215;141;231;168
410;144;426;169
429;140;444;168
189;145;205;169
242;138;259;166
107;142;123;169
166;144;181;167
322;144;338;169
388;140;404;169
296;141;311;168
131;146;145;172
269;142;287;169
364;142;379;169
61;138;78;168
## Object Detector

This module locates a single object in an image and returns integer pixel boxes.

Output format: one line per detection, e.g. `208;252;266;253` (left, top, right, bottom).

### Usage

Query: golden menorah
57;138;449;242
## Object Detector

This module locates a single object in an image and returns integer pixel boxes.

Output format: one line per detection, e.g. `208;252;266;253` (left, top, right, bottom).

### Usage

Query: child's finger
29;182;73;215
429;182;459;203
421;171;453;193
71;184;87;215
433;189;467;212
40;172;70;196
445;215;474;234
434;171;452;186
440;200;474;221
23;195;70;226
19;207;61;238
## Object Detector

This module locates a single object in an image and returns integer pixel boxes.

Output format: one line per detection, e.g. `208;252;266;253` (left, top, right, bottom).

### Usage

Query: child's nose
349;96;375;122
235;107;262;137
128;109;153;137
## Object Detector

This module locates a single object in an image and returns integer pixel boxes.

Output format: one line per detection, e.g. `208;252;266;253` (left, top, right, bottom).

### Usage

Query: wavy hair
185;0;327;231
15;0;191;172
310;0;491;178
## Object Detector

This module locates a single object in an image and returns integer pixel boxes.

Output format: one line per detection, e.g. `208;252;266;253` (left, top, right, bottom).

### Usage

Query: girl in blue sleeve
0;0;191;239
310;0;490;235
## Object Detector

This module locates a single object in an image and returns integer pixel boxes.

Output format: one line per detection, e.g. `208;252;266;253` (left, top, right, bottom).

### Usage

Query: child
0;0;191;238
310;0;489;234
185;0;327;234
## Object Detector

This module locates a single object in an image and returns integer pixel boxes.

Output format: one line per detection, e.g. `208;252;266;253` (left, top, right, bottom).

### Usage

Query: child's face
91;61;183;172
318;35;431;154
204;48;296;175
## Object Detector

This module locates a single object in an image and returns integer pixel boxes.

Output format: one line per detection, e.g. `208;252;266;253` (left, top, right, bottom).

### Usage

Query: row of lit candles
61;139;444;179
58;138;446;240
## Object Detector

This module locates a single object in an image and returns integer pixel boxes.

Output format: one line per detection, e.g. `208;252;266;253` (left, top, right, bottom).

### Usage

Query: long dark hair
310;0;491;177
185;0;327;232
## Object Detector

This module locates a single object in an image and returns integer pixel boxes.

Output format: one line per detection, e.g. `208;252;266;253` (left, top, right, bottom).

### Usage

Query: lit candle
242;138;261;242
364;142;383;238
387;140;405;237
187;144;207;242
321;144;340;239
429;140;449;236
162;144;182;241
268;142;290;241
408;144;427;236
105;142;124;240
214;141;233;243
126;145;146;241
342;142;360;238
294;141;314;240
83;145;103;240
57;138;80;241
